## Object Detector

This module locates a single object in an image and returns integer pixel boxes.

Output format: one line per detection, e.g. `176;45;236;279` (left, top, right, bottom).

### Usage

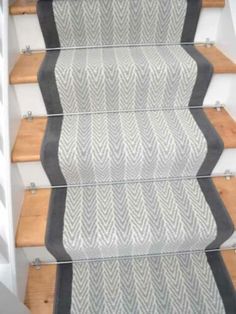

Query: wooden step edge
11;108;236;164
10;0;225;16
16;188;51;248
203;0;225;7
12;117;47;163
10;46;236;85
24;250;235;314
25;264;56;314
16;176;236;248
9;0;37;15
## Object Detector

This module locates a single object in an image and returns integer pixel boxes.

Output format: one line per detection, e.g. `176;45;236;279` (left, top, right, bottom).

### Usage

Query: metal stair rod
23;103;224;120
32;246;236;268
27;171;235;192
21;39;215;54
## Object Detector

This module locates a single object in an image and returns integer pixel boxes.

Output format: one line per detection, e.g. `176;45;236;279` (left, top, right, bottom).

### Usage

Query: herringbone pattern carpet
68;253;225;313
37;0;236;313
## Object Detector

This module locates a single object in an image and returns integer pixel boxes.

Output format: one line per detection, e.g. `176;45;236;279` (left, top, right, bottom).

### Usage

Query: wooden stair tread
12;117;47;162
10;0;37;15
204;108;236;149
12;108;236;163
10;0;225;15
10;46;236;85
16;177;236;248
16;189;51;247
222;250;236;289
203;0;225;7
25;265;56;314
24;250;235;314
196;46;236;74
10;52;44;85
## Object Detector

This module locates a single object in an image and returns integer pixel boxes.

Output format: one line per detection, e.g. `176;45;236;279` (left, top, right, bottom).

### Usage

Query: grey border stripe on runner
207;252;236;314
38;51;62;114
181;0;202;42
54;264;73;314
183;38;236;314
37;1;72;312
37;0;60;48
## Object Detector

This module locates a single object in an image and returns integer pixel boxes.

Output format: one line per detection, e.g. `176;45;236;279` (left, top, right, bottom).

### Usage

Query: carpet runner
37;0;236;313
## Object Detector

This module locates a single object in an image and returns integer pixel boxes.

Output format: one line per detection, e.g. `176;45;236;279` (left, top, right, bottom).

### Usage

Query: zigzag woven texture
37;0;197;47
37;0;236;313
57;252;228;314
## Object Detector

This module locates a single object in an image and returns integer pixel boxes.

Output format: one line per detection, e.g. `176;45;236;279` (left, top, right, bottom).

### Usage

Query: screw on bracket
22;45;32;55
215;101;222;112
224;170;233;181
24;111;33;121
29;182;37;194
32;258;41;270
204;38;214;48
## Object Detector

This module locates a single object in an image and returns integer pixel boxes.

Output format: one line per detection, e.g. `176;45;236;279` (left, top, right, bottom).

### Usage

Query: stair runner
37;0;236;313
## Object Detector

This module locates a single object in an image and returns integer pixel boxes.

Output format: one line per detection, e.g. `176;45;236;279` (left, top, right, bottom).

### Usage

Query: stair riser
15;148;236;187
13;8;221;51
14;74;236;116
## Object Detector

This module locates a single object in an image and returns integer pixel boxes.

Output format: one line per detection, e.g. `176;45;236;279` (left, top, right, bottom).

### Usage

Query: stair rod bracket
22;45;32;55
215;101;223;112
224;170;233;180
205;38;214;48
23;111;33;121
29;182;37;194
32;258;41;270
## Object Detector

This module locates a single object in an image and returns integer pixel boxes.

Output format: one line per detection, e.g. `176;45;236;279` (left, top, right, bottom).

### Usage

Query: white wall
0;0;28;302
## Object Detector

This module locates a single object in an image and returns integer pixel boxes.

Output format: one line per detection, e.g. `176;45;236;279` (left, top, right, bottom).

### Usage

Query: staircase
8;0;236;313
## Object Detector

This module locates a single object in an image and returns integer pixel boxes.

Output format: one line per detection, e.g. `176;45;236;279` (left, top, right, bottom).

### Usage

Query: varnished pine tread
10;0;225;15
10;46;236;85
12;117;47;162
10;0;37;15
196;46;236;74
204;108;236;148
11;108;236;163
25;265;56;314
16;177;236;248
16;188;51;247
25;250;235;314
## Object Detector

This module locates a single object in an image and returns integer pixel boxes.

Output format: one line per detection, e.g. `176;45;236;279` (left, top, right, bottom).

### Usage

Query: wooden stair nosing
9;47;236;85
11;108;236;164
10;0;226;15
24;250;236;314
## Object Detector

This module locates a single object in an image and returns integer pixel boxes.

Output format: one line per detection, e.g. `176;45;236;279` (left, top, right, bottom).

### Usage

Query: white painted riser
14;74;236;117
13;8;222;51
16;148;236;187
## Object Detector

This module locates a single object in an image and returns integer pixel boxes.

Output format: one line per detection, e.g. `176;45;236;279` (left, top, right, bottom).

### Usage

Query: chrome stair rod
26;171;235;191
23;104;224;119
32;246;236;267
22;40;215;54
